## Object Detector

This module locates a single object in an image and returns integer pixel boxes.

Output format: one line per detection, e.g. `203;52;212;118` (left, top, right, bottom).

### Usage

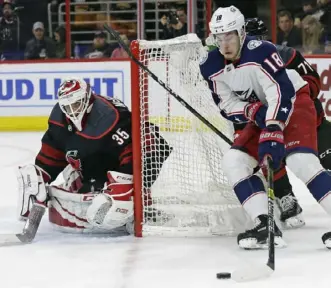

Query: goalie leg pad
17;164;49;221
48;186;111;233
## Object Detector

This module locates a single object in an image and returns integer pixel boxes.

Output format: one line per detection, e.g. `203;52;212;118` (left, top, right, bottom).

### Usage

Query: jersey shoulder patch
199;51;209;65
247;40;262;50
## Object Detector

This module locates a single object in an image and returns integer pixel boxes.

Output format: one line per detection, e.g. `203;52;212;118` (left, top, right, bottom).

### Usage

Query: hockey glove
245;102;267;129
258;125;285;170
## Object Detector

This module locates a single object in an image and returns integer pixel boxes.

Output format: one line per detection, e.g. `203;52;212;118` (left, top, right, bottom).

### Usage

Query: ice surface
0;132;331;288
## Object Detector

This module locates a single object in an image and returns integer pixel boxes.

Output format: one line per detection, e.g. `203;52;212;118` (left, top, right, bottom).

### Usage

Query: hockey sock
307;171;331;214
274;168;295;199
234;174;268;220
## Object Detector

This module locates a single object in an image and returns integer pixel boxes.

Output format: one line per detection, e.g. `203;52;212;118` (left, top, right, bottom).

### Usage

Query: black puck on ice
216;272;231;279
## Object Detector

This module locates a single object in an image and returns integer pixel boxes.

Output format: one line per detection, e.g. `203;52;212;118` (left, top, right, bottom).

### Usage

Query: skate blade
282;214;305;230
232;263;274;282
239;236;287;250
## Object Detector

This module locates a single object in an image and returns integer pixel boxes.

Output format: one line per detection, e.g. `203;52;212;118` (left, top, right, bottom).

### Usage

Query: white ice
0;132;330;288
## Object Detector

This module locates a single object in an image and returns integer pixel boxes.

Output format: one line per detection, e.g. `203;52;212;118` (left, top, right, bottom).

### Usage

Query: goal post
131;34;250;237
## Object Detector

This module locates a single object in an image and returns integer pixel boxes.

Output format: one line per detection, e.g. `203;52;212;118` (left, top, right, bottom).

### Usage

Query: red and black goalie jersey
36;95;133;190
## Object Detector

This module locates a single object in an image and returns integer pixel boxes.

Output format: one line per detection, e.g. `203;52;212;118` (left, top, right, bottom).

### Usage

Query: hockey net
131;34;249;237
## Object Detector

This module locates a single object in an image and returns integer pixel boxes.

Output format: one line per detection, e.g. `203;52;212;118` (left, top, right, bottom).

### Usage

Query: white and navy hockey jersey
199;36;307;128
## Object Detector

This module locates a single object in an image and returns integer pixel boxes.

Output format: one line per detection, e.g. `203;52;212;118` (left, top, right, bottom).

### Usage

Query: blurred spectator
84;31;114;59
294;0;317;27
301;15;324;54
24;21;56;60
0;0;21;59
277;10;303;49
96;1;137;38
110;34;129;59
54;26;69;59
318;0;331;37
160;7;187;39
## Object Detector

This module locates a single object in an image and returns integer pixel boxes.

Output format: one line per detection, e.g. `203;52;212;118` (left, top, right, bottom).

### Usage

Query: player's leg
222;123;286;249
274;165;305;229
234;123;305;229
317;118;331;170
283;86;331;248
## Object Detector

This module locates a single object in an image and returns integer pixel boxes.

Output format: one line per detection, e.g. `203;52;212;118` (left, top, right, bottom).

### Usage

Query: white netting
136;34;249;236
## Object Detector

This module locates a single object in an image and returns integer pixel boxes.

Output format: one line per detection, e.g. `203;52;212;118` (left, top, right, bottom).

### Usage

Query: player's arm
287;49;320;99
35;125;67;182
255;44;296;130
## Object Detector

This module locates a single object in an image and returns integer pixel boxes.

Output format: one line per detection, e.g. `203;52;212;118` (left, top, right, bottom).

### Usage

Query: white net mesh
136;34;249;236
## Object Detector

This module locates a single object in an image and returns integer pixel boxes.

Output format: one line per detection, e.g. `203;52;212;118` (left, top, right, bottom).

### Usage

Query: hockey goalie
16;77;171;233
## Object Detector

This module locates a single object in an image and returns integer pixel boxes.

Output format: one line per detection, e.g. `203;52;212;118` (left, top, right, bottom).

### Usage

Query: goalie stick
0;202;46;246
103;24;275;281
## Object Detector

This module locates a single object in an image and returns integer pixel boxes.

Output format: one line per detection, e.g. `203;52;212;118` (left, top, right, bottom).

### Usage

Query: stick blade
231;264;274;282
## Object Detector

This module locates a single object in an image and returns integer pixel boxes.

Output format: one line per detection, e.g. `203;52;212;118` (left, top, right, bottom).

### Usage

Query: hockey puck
216;272;231;279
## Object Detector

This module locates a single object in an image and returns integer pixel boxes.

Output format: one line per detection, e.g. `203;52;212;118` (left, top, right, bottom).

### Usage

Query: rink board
0;56;330;131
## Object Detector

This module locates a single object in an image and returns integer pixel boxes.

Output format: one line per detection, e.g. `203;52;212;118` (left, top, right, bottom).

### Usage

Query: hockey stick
266;157;275;270
103;24;232;146
0;202;46;246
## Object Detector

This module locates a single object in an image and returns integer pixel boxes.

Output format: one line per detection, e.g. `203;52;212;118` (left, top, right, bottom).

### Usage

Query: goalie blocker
16;77;171;233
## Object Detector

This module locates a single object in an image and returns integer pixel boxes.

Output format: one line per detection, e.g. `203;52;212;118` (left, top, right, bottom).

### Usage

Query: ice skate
277;195;305;229
237;215;286;249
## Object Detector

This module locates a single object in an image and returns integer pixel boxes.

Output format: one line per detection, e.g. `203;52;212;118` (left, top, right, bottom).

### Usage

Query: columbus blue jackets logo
66;150;82;171
247;40;262;50
234;89;259;103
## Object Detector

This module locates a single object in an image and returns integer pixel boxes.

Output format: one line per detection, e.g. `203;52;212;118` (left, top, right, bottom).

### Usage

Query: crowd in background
277;0;331;54
0;0;330;61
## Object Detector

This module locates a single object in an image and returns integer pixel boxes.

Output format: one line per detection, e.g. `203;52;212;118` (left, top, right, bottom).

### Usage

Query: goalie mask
209;6;246;60
57;78;93;131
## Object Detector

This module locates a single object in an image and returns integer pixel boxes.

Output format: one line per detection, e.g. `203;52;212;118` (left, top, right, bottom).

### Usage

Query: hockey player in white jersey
200;6;331;249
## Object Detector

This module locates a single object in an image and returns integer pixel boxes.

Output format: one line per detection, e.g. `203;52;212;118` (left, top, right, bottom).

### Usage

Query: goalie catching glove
86;171;134;230
17;164;50;221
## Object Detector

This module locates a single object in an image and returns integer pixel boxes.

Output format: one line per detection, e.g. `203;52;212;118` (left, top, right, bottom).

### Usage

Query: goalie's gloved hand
245;102;267;129
258;125;285;170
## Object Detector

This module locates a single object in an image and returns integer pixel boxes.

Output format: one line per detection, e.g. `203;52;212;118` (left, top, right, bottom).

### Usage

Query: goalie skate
237;215;286;249
277;195;305;229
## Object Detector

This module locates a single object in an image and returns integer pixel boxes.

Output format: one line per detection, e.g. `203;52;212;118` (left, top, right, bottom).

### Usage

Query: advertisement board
305;57;331;120
0;57;330;131
0;60;131;130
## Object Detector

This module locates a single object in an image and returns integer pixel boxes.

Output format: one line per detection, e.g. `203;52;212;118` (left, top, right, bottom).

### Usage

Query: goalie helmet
209;6;246;56
245;18;269;40
57;77;92;131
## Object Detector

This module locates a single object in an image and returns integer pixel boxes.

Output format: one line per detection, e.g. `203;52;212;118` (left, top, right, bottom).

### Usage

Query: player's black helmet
245;18;269;40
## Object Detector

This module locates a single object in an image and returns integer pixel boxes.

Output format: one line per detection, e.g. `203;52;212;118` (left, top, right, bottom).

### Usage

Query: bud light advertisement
0;61;131;116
